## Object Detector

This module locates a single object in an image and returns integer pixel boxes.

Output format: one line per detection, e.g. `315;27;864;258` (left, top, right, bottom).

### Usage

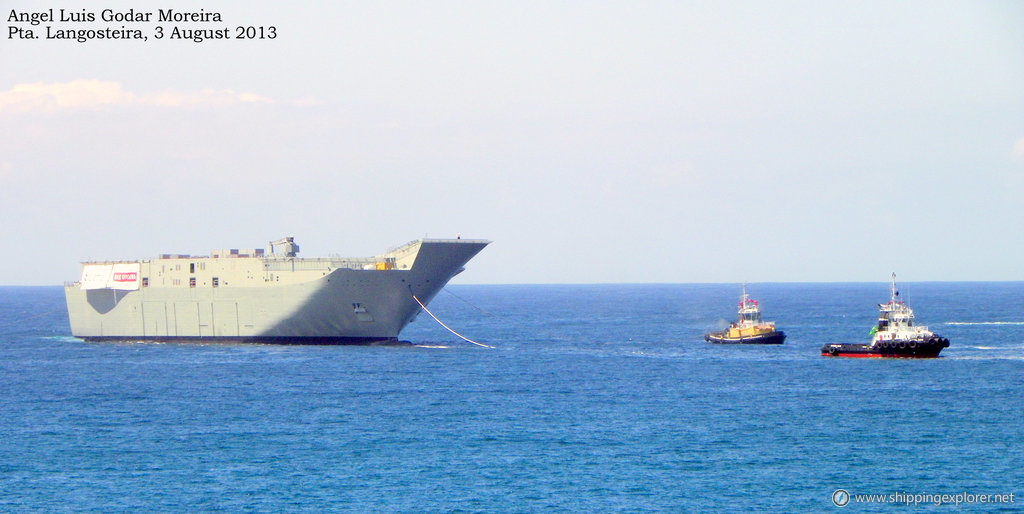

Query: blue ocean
1;282;1022;511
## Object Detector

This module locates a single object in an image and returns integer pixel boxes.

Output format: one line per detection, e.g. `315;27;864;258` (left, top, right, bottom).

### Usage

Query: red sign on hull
113;272;137;282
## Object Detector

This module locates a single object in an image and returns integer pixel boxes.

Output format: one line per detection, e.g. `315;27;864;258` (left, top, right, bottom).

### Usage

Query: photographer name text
7;8;276;43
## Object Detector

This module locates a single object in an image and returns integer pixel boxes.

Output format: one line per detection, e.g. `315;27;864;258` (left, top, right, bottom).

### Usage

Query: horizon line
5;279;1022;288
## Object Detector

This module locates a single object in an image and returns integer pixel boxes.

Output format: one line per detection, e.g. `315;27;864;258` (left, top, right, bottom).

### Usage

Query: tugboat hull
821;336;949;358
706;331;786;345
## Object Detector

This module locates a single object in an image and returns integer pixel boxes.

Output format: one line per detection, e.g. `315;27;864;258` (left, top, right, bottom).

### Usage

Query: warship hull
64;239;488;344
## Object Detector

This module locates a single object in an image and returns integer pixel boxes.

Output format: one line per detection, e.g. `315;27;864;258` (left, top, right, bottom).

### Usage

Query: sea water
0;283;1021;511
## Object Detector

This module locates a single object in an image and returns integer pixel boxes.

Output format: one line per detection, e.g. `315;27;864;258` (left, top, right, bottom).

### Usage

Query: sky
1;0;1022;285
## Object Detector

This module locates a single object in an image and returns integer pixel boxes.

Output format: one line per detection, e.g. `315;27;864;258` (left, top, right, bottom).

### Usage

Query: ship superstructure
64;237;489;344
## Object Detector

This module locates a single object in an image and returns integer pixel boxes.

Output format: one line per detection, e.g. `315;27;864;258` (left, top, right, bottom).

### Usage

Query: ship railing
385;240;422;255
384;238;488;254
263;257;394;272
423;238;490;244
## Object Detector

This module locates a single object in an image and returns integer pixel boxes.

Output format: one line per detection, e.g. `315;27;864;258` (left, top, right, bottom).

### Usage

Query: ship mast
890;272;898;304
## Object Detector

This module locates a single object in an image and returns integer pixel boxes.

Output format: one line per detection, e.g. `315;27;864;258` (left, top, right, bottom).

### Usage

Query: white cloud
142;88;272;108
0;80;273;113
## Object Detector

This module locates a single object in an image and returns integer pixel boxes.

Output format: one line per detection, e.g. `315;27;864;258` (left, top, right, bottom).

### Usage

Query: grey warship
64;237;489;344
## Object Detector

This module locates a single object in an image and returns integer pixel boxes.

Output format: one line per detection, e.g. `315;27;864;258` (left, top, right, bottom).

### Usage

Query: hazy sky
2;1;1022;285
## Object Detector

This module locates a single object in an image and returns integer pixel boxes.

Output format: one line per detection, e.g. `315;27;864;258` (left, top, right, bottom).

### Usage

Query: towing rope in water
412;294;493;348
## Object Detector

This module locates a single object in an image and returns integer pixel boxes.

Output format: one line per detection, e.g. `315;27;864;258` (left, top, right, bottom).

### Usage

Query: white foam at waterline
945;322;1024;326
40;335;81;342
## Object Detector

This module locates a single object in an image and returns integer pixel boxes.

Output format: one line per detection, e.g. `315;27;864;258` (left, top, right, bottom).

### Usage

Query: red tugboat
822;273;950;358
705;286;786;344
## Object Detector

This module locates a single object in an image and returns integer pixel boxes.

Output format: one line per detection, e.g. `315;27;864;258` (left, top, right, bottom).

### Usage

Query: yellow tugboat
705;286;786;344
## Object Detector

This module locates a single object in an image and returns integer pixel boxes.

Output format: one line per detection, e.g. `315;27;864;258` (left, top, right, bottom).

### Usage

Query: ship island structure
64;237;489;344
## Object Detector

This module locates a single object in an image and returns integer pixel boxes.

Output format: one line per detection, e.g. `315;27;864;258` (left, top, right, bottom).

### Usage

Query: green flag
869;325;878;336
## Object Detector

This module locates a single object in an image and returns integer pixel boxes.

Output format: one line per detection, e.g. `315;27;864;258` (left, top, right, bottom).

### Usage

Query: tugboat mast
890;272;898;304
